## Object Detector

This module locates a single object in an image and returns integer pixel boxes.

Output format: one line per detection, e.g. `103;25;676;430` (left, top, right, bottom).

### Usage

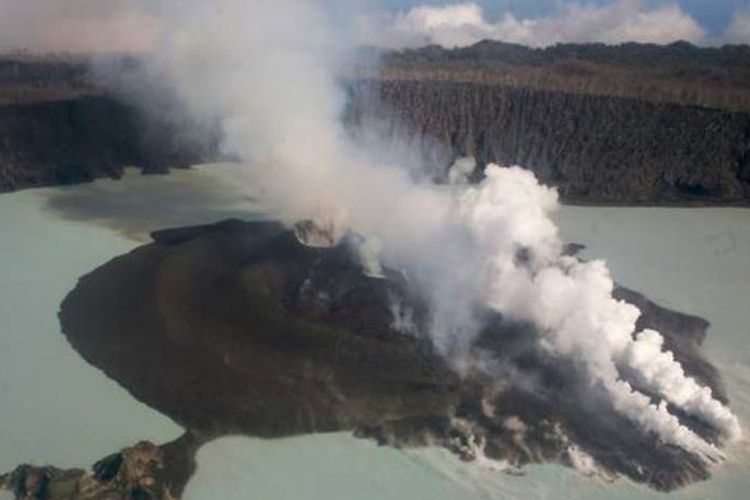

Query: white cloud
358;0;707;48
725;9;750;44
0;1;161;53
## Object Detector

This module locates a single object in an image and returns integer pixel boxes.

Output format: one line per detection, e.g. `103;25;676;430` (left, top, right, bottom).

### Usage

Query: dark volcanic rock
0;219;728;498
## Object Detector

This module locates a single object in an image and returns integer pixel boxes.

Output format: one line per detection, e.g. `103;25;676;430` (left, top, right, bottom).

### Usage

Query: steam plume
93;0;743;462
456;166;741;458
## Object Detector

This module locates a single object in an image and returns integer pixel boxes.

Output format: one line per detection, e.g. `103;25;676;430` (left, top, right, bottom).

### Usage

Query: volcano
1;218;731;498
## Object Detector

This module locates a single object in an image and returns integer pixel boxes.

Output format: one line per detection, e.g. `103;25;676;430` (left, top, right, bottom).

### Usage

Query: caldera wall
0;95;219;192
348;80;750;205
3;52;750;205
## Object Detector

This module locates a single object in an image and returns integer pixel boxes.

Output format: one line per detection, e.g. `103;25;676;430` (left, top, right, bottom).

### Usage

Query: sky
377;0;746;35
356;0;750;48
1;0;749;53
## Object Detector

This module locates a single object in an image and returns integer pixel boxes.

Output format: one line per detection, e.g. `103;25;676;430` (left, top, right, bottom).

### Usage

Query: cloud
357;0;707;48
724;8;750;44
0;0;738;54
0;0;160;53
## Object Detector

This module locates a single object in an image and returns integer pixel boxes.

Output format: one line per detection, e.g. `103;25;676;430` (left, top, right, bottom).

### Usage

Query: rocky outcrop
0;219;724;497
0;434;202;500
347;80;750;205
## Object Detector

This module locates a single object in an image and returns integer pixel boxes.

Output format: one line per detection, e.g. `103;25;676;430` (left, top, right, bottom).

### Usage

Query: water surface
0;186;181;472
2;168;748;499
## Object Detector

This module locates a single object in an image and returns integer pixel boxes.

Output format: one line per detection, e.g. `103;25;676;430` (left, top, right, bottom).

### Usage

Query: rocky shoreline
0;219;732;499
0;434;202;500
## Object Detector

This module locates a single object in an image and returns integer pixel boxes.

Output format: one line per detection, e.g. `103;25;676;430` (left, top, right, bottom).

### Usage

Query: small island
1;219;731;498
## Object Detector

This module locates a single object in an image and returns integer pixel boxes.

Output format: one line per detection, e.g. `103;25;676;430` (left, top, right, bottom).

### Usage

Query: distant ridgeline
2;41;750;204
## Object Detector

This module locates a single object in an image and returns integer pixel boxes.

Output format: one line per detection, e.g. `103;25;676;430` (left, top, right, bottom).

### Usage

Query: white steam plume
457;166;741;457
84;0;739;462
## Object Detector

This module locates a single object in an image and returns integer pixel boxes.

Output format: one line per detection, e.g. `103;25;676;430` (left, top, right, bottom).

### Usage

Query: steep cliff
3;43;750;205
0;95;219;192
348;80;750;204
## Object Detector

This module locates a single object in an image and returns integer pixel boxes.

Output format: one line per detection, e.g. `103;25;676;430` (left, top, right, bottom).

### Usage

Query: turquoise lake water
0;164;254;473
0;185;181;473
1;167;748;499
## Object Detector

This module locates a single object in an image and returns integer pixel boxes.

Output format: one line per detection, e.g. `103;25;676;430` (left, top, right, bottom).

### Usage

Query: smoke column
133;0;739;462
457;166;741;460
